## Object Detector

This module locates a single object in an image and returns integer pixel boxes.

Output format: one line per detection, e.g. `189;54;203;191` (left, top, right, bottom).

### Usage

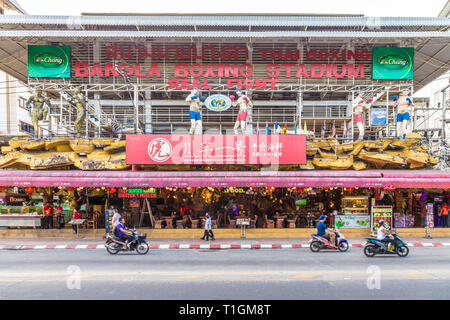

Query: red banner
126;134;306;165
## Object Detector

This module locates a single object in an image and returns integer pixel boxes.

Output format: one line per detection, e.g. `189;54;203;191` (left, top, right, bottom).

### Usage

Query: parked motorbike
309;229;349;252
363;231;409;257
105;229;149;255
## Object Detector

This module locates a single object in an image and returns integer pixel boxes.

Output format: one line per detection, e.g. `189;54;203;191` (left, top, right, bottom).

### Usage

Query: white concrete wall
0;71;32;136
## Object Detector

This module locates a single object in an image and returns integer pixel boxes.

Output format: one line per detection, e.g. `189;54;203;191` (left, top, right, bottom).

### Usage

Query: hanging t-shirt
441;203;449;216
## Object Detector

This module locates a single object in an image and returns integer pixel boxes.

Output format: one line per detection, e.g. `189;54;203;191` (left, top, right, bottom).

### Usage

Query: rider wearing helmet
317;214;336;248
377;220;395;251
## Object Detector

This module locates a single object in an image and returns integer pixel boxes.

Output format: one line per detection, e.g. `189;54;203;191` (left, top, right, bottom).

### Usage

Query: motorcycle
363;231;409;257
105;229;149;255
309;229;349;252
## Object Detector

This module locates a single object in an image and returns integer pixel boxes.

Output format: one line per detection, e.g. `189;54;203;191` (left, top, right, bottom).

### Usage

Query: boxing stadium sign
72;44;372;89
204;94;232;112
126;134;307;165
28;45;71;78
372;47;414;80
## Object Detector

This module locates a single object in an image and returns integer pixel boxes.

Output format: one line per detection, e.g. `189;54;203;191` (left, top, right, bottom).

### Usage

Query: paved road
1;247;449;300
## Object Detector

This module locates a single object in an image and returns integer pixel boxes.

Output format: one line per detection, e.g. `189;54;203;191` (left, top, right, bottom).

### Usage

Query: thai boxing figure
393;89;414;139
352;93;372;140
185;87;206;134
230;90;253;134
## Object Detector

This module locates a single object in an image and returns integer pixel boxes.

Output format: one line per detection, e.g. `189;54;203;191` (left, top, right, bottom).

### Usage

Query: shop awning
0;170;449;188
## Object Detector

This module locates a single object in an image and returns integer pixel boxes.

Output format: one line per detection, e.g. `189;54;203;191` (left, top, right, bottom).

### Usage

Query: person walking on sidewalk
72;209;80;234
441;201;449;228
201;213;215;241
55;202;63;230
43;202;54;229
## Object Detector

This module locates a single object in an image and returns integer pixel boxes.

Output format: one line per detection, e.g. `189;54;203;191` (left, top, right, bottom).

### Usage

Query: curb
1;243;450;250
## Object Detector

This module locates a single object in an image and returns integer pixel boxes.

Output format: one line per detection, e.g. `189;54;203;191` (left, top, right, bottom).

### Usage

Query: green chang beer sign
28;45;71;78
372;47;414;80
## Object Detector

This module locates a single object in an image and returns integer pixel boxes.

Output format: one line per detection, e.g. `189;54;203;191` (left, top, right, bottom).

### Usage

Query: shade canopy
0;170;448;188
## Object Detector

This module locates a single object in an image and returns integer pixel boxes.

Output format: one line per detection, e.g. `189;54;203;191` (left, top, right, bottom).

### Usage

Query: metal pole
134;84;139;134
443;85;448;141
59;92;63;135
351;91;354;141
85;88;88;139
386;88;389;137
297;90;303;134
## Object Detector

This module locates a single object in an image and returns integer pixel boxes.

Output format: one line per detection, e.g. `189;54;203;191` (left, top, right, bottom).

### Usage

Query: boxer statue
230;90;253;134
71;88;86;138
352;93;371;140
393;89;414;139
185;87;205;134
26;89;52;138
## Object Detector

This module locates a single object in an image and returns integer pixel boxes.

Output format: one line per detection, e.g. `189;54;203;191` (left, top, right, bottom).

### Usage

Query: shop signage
126;134;307;165
371;205;393;231
372;47;414;80
204;94;232;112
28;45;71;78
7;197;28;202
129;199;140;207
223;188;246;193
72;44;371;89
0;195;28;202
335;214;370;229
370;108;388;126
118;188;156;198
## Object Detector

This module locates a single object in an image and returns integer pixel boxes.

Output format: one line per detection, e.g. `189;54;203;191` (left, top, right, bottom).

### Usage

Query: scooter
309;229;349;252
363;231;409;257
105;229;149;255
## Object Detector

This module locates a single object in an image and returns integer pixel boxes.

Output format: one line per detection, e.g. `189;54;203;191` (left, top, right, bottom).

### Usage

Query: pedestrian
43;201;54;229
200;213;215;241
72;209;80;234
55;201;63;229
441;200;449;228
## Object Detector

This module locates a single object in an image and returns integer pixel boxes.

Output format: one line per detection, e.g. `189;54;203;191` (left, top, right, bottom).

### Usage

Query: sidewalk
1;237;450;250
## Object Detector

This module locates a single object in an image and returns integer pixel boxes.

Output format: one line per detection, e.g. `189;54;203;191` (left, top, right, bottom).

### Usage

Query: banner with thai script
126;134;306;165
335;214;370;229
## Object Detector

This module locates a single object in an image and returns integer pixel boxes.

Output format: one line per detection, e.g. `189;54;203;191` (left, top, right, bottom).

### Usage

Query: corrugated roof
0;30;448;38
0;14;448;27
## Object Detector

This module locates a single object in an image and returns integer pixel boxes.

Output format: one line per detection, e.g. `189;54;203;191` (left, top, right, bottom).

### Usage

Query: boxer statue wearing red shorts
353;93;371;140
230;90;253;134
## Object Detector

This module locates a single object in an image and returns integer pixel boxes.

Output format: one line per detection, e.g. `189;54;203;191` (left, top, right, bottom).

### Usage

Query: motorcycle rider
377;220;395;251
317;215;336;248
116;218;134;250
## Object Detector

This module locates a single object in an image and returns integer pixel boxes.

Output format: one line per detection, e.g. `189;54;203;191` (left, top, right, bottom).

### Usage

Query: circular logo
205;94;232;112
147;138;172;162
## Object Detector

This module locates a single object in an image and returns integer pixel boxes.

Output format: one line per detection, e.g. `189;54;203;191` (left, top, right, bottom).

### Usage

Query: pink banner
126;134;307;165
0;170;448;188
